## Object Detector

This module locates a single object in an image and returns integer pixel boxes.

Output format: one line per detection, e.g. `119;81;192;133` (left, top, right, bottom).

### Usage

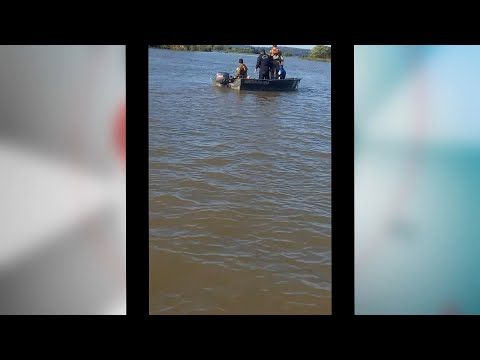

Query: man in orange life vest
234;59;248;79
269;45;284;79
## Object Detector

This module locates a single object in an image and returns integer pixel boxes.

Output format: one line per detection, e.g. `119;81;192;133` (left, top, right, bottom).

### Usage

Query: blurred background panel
0;45;125;314
355;45;480;315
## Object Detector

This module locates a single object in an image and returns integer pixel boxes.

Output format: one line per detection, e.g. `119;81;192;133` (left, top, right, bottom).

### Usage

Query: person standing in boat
269;45;284;79
234;58;248;79
254;49;272;80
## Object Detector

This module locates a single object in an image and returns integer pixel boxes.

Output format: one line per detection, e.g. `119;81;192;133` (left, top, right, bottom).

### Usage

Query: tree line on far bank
151;45;258;54
150;45;331;60
307;45;331;61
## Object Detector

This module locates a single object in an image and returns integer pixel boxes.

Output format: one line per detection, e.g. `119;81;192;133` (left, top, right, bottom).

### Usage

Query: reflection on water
149;48;331;314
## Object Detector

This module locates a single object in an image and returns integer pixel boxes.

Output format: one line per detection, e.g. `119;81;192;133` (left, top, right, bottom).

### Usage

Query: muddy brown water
149;48;331;314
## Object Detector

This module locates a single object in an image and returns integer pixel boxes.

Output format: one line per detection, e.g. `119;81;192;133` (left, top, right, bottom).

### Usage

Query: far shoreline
150;46;331;62
302;57;331;62
153;46;332;62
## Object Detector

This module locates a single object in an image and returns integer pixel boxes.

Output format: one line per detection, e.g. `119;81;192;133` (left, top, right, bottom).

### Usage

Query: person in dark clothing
234;58;248;79
254;49;272;80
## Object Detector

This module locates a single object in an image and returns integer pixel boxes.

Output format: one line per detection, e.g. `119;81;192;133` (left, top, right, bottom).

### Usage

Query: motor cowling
215;72;230;85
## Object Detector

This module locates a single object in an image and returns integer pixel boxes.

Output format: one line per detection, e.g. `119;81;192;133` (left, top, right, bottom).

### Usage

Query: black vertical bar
331;42;355;316
126;43;149;316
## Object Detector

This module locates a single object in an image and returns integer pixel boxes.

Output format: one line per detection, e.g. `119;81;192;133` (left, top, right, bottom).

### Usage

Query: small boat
213;72;301;91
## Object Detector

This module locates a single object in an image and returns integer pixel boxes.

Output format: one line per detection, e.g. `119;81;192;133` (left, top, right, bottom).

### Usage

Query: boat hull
215;78;301;91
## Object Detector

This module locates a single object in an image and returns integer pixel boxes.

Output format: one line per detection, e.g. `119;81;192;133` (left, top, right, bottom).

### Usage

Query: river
149;48;331;314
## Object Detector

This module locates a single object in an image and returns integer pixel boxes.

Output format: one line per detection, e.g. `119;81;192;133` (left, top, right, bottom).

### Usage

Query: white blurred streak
0;45;125;314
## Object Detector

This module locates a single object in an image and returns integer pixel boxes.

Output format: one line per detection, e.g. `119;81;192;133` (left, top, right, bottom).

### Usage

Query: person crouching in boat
254;49;272;79
278;64;286;79
234;59;248;79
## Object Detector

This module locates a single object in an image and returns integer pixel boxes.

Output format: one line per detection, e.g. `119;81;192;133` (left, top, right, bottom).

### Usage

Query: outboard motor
215;72;230;85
